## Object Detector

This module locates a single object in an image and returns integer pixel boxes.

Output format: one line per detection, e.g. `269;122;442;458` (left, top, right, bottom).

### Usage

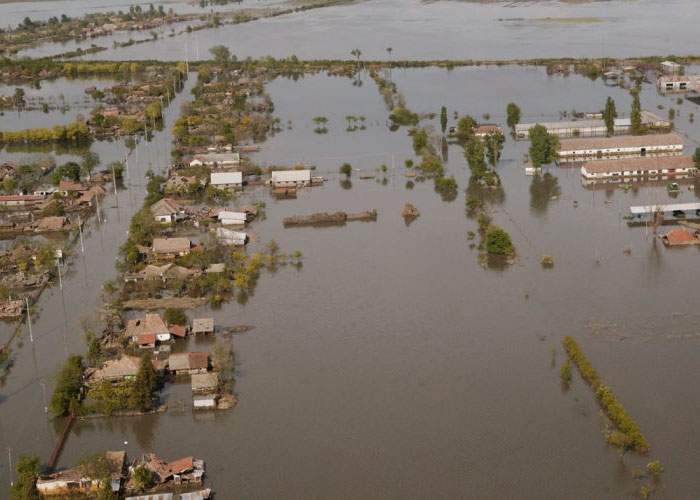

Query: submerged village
3;0;700;499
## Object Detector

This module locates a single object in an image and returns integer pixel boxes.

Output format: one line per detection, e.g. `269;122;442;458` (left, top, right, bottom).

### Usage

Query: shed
271;169;311;188
210;171;243;189
217;211;247;226
169;352;209;375
193;395;217;410
216;227;247;246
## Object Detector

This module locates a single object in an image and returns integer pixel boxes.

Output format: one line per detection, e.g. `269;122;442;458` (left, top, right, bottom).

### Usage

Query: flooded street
1;1;700;498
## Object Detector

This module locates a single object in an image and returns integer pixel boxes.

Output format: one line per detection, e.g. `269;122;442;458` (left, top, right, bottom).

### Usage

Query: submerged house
217;210;247;226
125;313;172;345
87;355;142;385
151;198;187;224
168;352;209;375
661;227;700;246
152;237;191;258
37;452;125;497
515;111;670;139
657;74;700;92
190;152;240;167
215;227;247;246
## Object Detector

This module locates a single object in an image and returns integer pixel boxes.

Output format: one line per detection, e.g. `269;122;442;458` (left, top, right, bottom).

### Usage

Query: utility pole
25;297;33;343
8;447;12;486
57;261;63;291
77;214;85;254
40;381;48;414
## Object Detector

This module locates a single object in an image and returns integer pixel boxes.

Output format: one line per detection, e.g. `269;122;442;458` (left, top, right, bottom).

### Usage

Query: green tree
506;102;521;129
340;163;352;177
694;147;700;169
455;115;476;143
209;45;231;66
80;151;100;180
50;355;84;416
164;308;187;325
484;132;505;166
630;87;643;135
440;105;447;134
528;124;559;168
132;466;156;491
13;88;26;108
603;97;617;136
129;353;156;411
9;455;39;500
485;225;515;257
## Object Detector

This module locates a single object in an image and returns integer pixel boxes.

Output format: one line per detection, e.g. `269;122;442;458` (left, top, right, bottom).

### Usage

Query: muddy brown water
2;61;700;498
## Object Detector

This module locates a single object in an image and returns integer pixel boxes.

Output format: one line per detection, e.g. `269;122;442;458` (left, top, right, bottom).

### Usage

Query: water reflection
529;172;560;214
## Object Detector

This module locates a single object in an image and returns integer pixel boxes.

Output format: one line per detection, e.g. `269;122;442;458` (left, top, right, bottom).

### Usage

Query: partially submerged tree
506;102;521;129
603;97;617;136
528;124;559;168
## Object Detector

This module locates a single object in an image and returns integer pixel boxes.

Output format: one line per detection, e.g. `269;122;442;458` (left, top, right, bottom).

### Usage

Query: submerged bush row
563;336;650;454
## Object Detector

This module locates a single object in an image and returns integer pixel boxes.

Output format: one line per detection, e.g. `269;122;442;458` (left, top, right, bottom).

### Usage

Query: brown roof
560;132;683;152
136;332;156;346
191;372;218;393
0;194;44;202
152;237;191;254
192;318;214;333
474;124;502;135
59;180;85;192
151;198;183;217
169;324;188;338
167;456;194;475
125;313;169;338
90;355;141;381
663;228;698;246
36;216;68;231
582;155;695;174
169;352;209;371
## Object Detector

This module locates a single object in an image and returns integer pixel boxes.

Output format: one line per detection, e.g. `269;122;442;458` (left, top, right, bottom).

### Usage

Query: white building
657;75;700;92
270;169;311;188
193;395;217;410
660;60;683;75
190;152;240;167
580;155;695;181
210;171;243;189
558;133;684;161
515;111;670;139
216;227;247;246
151;198;187;223
217;211;247;226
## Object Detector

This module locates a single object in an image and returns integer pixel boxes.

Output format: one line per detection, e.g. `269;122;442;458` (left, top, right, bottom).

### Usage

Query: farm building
190;152;240;167
515;111;670;139
270;169;311;188
210;171;243;189
580;155;695;181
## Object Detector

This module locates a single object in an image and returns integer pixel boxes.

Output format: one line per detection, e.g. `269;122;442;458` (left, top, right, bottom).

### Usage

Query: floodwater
79;0;700;61
0;0;284;29
2;64;700;498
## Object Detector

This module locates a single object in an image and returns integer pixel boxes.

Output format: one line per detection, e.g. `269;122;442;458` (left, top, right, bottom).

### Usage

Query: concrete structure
191;372;219;394
215;227;247;246
657;74;700;92
515;111;670;139
661;60;683;75
558;132;684;161
270;169;311;188
581;156;695;181
217;211;247;226
193;395;217;410
210;171;243;189
192;318;214;335
190;152;240;167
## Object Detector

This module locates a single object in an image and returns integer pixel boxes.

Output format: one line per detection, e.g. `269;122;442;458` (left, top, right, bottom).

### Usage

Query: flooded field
2;62;700;497
77;0;700;61
1;0;700;496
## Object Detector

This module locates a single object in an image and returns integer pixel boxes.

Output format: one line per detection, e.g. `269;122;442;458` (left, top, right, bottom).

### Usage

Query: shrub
340;163;352;177
164;308;187;326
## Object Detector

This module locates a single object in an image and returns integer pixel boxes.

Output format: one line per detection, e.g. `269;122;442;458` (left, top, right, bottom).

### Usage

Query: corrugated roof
581;155;694;174
271;170;311;183
210;171;242;185
192;318;214;333
152;237;191;254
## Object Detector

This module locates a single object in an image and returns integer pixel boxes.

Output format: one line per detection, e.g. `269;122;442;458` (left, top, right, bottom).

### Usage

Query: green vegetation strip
563;336;650;454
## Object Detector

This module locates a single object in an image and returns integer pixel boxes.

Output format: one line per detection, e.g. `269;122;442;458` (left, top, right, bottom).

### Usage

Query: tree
209;45;231;66
13;88;26;108
484;132;505;166
129;353;156;411
50;355;84;416
694;147;700;169
630;87;642;134
485;225;515;256
132;466;156;491
340;163;352;177
506;102;521;129
164;308;187;325
603;97;617;136
440;106;447;134
455;115;476;143
350;48;362;63
80;151;100;180
9;455;39;500
464;137;486;175
528;124;559;168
